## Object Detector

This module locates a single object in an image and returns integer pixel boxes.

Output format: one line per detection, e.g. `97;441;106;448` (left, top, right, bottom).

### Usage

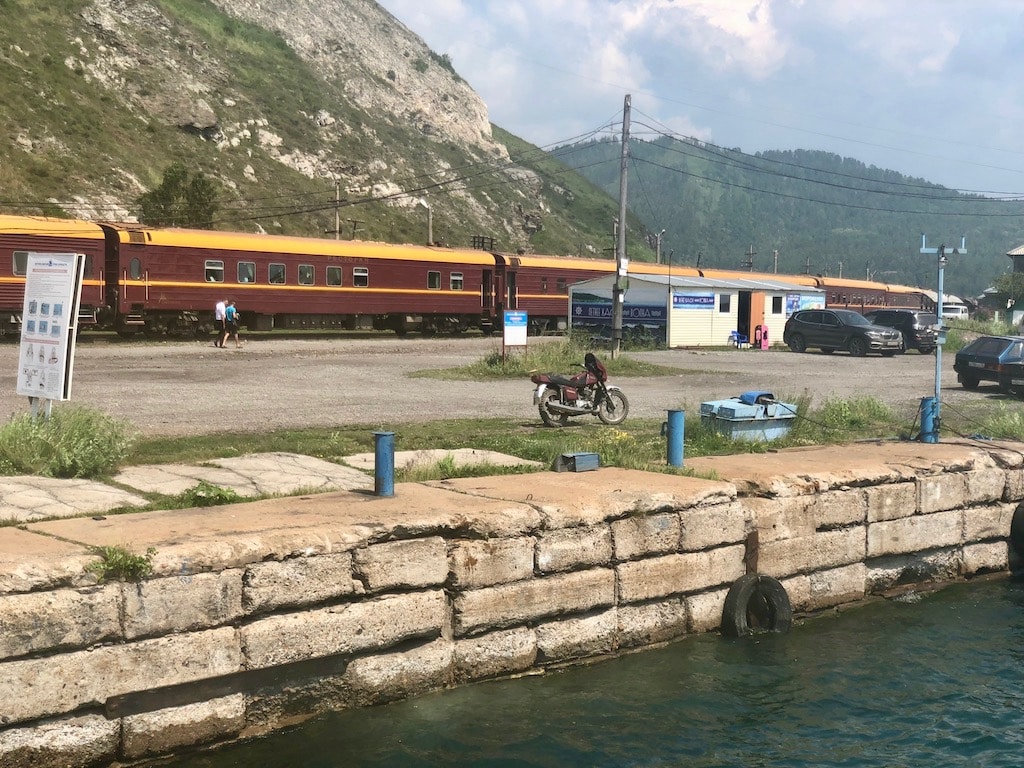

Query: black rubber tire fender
721;574;793;637
1010;502;1024;560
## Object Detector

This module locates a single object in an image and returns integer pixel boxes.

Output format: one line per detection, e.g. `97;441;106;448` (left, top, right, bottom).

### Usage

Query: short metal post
919;397;938;443
373;431;395;497
664;409;685;467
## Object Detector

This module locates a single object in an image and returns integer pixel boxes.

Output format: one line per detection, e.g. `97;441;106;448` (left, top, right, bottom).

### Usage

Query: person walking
225;300;242;348
214;298;228;348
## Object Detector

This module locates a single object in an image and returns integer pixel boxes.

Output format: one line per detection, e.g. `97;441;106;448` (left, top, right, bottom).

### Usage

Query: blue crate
700;397;797;442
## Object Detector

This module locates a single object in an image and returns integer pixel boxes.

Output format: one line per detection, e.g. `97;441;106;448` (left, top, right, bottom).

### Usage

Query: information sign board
503;310;528;347
16;252;86;401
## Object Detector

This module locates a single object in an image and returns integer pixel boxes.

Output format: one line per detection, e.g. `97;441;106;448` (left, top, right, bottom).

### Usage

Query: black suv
863;309;938;354
783;308;902;356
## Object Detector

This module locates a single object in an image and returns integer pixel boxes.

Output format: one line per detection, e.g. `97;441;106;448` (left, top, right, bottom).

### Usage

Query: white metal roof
571;273;823;293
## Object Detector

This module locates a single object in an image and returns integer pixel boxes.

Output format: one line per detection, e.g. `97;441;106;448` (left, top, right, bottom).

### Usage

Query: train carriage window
327;266;342;286
450;272;464;290
719;294;731;313
130;258;143;279
238;262;256;283
205;260;224;283
298;264;314;285
428;271;441;290
268;263;286;284
541;277;548;293
772;296;783;314
353;267;369;288
83;254;94;278
13;251;27;276
557;278;566;294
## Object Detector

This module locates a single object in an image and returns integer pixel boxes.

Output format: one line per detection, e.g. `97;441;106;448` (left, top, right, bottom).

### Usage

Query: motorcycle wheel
598;390;629;425
539;390;568;427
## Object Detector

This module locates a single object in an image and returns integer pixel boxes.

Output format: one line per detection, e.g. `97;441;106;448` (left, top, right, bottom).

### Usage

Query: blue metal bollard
919;397;938;443
662;409;685;467
373;431;395;496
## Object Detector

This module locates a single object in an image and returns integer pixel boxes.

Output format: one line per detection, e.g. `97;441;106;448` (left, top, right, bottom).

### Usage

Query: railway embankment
1;440;1022;767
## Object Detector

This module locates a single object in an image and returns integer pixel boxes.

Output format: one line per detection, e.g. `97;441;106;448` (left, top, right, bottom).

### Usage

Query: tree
136;163;220;227
991;272;1024;307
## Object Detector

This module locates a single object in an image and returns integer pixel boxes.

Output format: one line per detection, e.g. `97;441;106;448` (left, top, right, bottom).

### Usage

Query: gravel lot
0;336;976;438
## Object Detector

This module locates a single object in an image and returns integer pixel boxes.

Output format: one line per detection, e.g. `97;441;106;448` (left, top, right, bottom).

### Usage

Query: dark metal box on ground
553;452;600;472
700;391;797;442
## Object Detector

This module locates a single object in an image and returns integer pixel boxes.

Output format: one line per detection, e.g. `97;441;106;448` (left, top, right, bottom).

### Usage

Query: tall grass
0;406;136;478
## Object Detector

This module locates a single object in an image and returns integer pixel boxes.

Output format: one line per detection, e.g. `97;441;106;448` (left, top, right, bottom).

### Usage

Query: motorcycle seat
548;374;581;387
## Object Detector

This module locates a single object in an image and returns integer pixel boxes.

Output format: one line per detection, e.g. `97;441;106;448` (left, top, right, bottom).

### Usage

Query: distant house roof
1007;245;1024;257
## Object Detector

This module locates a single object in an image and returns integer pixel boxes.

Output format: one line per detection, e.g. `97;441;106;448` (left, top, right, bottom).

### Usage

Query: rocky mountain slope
2;0;630;256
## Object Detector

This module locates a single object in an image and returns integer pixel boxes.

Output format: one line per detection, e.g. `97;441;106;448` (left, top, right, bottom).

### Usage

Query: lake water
170;577;1024;767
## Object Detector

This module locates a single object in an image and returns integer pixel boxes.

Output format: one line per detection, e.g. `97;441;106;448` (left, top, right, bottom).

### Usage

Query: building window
353;267;369;287
298;264;314;285
719;294;731;313
428;271;441;290
772;296;783;314
268;263;286;284
204;260;223;283
450;272;464;290
238;262;256;283
326;266;342;286
13;251;27;276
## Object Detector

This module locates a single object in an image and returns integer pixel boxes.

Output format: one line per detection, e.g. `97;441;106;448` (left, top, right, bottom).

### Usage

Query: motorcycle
530;352;629;427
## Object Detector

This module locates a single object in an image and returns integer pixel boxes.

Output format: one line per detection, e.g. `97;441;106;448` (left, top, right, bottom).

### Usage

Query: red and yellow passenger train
0;214;928;337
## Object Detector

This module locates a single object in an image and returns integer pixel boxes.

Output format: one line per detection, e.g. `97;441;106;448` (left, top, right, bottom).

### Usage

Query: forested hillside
553;136;1024;298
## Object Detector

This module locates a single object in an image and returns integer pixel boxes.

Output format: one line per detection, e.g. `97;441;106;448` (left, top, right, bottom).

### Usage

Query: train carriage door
99;224;121;319
506;257;520;310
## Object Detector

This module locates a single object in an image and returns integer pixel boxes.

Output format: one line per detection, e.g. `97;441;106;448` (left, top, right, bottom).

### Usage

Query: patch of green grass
411;336;681;381
0;406;136;478
86;545;156;582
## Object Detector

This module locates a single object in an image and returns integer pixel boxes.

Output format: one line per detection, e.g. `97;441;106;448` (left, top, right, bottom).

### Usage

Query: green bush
86;545;156;582
176;480;243;507
0;406;135;478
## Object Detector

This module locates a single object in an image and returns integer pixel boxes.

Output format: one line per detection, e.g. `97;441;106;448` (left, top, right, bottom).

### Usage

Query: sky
376;0;1024;198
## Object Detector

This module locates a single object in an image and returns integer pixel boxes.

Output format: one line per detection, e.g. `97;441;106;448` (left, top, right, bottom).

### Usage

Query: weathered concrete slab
0;476;147;523
25;482;544;574
343;448;543;472
427;467;736;528
113;452;371;497
0;528;96;595
684;441;992;496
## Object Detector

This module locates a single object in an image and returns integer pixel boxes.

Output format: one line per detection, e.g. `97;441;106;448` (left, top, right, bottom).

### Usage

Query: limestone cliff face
24;0;546;246
208;0;503;158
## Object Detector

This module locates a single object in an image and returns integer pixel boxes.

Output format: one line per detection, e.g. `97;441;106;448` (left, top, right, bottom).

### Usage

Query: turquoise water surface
171;577;1024;767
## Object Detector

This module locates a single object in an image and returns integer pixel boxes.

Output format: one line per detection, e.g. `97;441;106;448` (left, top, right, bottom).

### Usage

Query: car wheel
898;337;907;354
848;337;868;357
961;374;980;390
788;333;807;353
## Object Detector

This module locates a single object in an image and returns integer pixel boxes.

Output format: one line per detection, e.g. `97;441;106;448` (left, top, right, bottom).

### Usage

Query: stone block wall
0;445;1021;767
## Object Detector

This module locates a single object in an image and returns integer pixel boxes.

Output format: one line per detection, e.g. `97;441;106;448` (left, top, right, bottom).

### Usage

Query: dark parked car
863;309;938;354
954;335;1024;390
783;309;902;356
999;361;1024;397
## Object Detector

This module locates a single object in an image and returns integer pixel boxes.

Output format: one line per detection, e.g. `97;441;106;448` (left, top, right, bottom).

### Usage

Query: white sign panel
17;252;85;401
503;310;528;347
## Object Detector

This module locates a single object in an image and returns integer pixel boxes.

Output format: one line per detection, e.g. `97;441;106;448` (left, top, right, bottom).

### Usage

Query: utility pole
334;182;341;241
773;249;779;274
347;218;364;240
838;260;843;279
741;244;756;271
655;229;665;265
612;94;630;360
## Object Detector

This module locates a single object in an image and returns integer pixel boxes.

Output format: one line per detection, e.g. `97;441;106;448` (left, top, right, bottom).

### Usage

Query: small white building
569;274;824;348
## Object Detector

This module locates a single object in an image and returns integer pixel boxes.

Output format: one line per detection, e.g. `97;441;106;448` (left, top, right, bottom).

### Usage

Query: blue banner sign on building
672;292;715;309
572;303;667;323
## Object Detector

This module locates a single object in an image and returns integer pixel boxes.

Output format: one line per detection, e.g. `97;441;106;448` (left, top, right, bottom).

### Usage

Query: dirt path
0;337;971;437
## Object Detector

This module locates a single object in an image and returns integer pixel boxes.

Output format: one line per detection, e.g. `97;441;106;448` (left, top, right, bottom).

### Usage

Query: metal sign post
918;235;966;442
